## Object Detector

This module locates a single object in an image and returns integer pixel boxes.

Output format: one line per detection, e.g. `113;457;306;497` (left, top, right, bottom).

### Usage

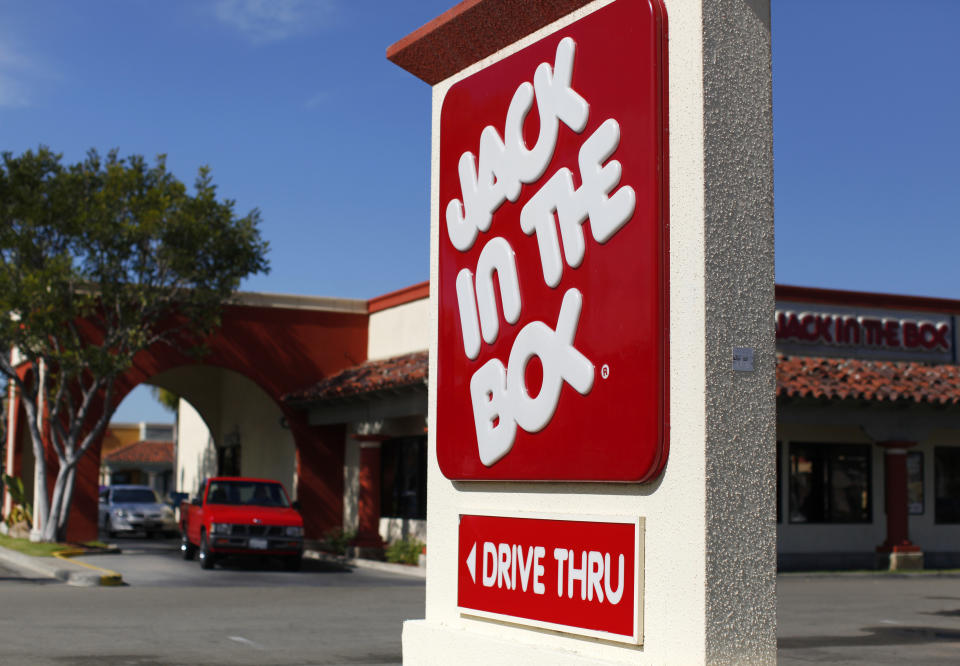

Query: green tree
150;386;180;412
0;147;269;542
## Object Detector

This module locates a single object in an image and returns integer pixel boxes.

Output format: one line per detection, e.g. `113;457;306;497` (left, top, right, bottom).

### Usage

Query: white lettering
604;552;625;605
445;38;589;253
470;360;517;466
587;550;604;602
507;288;594;433
475;237;522;346
520;118;635;287
482;542;497;587
567;549;588;600
497;543;512;589
470;289;593;466
553;547;567;597
532;546;546;595
516;545;533;592
456;269;481;360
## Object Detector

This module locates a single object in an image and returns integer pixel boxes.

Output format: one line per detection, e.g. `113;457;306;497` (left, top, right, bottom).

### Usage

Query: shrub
385;537;425;565
2;474;32;528
320;528;356;555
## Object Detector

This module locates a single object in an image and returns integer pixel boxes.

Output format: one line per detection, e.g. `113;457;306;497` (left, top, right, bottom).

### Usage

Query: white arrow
466;542;477;583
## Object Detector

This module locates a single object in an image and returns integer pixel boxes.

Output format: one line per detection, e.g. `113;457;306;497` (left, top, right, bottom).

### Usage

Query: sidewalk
303;548;426;579
0;543;122;586
0;541;423;585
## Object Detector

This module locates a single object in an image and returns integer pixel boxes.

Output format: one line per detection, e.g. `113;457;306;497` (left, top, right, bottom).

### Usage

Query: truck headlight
211;523;232;535
285;526;303;537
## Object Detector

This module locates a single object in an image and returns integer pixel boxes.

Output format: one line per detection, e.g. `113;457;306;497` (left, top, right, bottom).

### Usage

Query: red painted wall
12;302;369;542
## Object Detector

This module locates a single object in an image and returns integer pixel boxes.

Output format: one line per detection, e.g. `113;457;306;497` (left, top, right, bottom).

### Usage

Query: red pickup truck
180;477;304;571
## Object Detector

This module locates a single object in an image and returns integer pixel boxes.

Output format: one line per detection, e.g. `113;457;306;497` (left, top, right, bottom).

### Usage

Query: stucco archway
6;293;370;541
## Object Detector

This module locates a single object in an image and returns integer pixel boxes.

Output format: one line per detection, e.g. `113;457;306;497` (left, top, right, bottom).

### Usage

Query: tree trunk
42;465;69;543
19;399;50;542
56;464;78;541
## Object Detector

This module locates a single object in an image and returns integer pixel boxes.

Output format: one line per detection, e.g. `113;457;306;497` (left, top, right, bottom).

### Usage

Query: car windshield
112;488;159;504
206;481;289;507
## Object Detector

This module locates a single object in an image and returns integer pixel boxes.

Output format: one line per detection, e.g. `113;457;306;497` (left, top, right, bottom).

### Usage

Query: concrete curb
53;549;124;586
0;544;123;587
304;550;426;579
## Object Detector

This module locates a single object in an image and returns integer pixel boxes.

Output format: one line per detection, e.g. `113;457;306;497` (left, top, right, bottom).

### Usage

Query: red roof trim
364;282;960;319
386;0;595;85
776;285;960;315
368;281;430;314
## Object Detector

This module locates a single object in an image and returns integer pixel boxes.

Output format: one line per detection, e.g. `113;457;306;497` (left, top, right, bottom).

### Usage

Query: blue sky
2;0;957;422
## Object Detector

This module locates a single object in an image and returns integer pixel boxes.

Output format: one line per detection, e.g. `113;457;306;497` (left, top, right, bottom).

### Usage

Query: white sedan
98;485;178;538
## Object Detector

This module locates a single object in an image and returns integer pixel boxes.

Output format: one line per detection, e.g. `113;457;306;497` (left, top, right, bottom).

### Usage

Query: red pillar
355;438;386;550
876;441;920;555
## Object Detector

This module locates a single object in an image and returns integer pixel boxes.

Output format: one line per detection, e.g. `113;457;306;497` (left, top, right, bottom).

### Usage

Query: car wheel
282;555;302;572
199;531;216;570
105;517;116;539
180;532;196;560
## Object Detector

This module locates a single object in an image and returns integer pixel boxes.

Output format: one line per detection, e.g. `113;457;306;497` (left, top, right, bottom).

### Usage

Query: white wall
219;373;296;495
169;367;296;499
367;298;430;360
176;399;216;498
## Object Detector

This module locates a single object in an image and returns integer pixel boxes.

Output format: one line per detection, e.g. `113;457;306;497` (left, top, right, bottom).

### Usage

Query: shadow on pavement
779;625;960;650
212;556;352;573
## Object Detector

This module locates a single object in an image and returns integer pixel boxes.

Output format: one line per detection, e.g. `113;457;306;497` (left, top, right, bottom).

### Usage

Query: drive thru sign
436;0;668;481
458;514;644;644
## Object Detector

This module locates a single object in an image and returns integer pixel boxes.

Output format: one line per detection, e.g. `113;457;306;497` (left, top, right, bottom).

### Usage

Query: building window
934;447;960;524
381;436;427;520
907;451;924;515
789;443;871;523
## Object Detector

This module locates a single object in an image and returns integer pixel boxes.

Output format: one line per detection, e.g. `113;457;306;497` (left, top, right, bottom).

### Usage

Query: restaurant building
284;283;960;570
775;285;960;569
7;281;959;569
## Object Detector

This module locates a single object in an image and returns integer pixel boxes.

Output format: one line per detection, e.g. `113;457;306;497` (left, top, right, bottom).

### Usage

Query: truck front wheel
199;531;216;570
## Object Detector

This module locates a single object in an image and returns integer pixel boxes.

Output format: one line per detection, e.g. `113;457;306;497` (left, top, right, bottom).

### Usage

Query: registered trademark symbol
601;364;610;379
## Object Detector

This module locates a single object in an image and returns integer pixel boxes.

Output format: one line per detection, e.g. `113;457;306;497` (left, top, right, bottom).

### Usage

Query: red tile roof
777;354;960;405
285;351;428;404
286;349;960;408
103;440;174;465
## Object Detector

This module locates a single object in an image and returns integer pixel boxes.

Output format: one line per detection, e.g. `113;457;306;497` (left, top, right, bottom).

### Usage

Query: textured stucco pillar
390;0;775;662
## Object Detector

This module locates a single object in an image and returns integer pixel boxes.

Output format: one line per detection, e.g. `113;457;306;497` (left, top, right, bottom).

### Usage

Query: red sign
458;514;643;644
436;0;668;481
776;310;951;351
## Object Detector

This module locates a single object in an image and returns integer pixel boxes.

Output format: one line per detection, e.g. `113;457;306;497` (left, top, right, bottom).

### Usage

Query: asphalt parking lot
777;574;960;664
0;536;425;665
3;538;960;664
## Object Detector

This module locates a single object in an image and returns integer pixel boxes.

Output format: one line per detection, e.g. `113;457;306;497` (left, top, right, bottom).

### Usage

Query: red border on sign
457;512;644;644
436;0;670;482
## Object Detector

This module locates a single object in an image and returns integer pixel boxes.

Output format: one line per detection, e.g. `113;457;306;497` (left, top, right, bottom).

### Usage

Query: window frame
788;442;873;525
934;446;960;524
